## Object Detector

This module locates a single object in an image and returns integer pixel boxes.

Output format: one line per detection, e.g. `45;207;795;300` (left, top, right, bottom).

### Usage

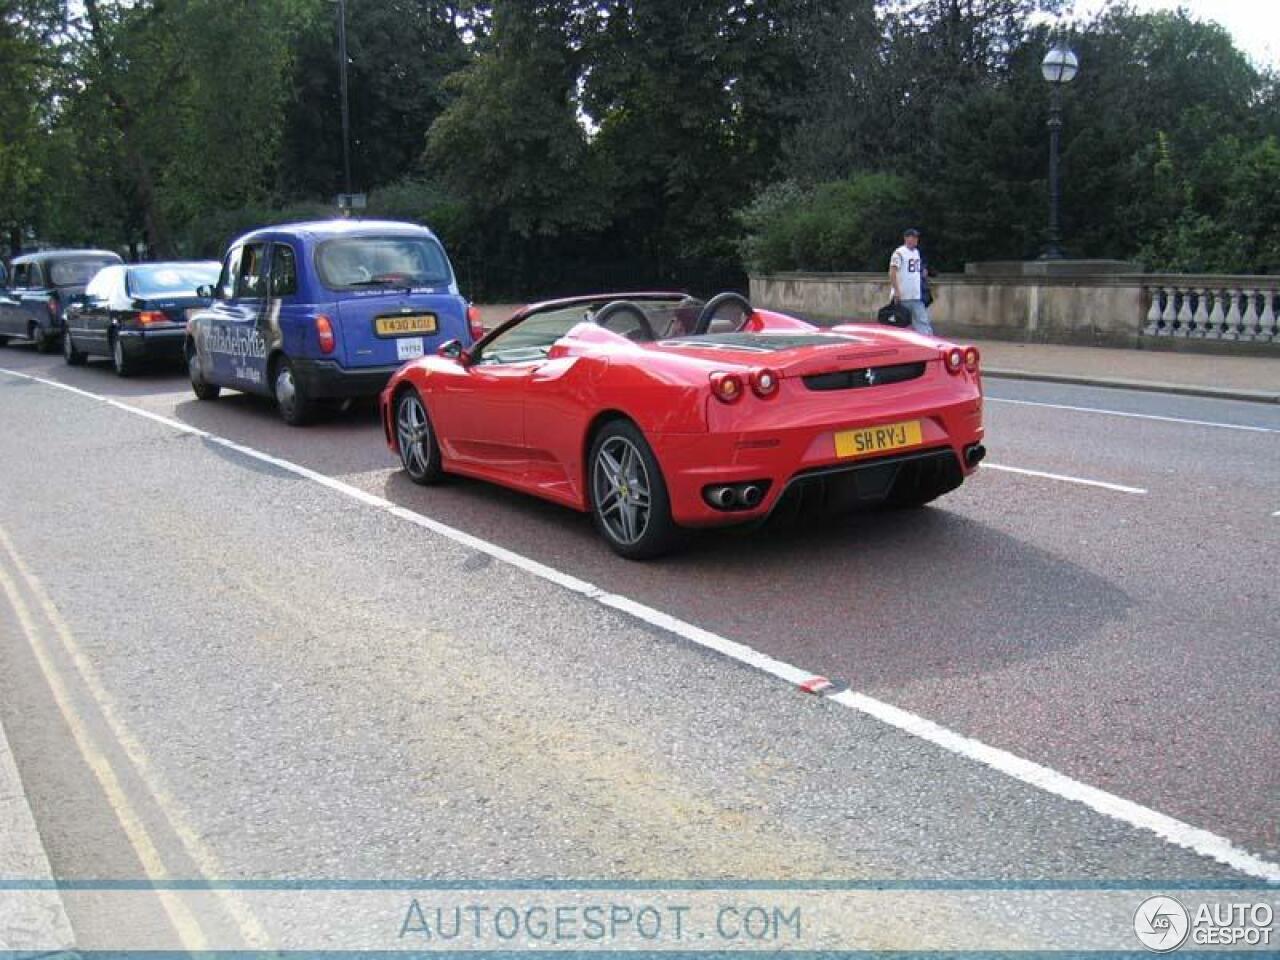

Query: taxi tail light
963;346;980;373
750;367;780;398
46;297;59;318
316;314;336;354
942;346;965;374
467;304;485;342
709;371;744;403
137;310;167;326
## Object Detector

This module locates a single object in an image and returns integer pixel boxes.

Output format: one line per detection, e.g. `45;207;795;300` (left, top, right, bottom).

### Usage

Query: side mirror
437;338;465;361
196;284;214;299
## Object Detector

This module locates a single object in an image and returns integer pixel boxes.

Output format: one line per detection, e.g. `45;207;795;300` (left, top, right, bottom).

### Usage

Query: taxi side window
11;264;30;289
28;263;44;288
269;244;297;297
216;248;242;300
237;243;268;299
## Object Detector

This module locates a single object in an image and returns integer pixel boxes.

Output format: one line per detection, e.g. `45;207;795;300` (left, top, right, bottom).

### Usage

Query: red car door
431;359;540;476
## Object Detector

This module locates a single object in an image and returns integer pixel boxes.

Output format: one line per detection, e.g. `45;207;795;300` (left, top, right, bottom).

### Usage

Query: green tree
0;0;63;254
280;0;469;198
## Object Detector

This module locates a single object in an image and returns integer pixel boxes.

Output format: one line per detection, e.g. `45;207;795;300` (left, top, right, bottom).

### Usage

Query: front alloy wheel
589;421;676;560
396;389;443;484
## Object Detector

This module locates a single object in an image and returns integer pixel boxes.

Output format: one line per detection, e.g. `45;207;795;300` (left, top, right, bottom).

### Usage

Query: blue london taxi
185;220;480;425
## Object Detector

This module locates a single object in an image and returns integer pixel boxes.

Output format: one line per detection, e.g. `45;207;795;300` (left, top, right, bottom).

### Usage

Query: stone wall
749;271;1280;352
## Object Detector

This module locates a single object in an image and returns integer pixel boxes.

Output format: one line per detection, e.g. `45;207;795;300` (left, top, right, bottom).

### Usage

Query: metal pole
1044;84;1063;260
337;0;352;197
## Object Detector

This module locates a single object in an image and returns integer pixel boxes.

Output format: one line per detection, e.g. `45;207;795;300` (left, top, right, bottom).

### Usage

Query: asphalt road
0;343;1276;942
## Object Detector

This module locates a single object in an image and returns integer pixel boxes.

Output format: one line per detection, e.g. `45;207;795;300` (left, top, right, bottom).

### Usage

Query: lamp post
336;0;352;197
1040;40;1078;260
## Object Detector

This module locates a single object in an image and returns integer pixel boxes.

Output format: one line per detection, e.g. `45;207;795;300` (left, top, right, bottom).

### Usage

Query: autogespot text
399;900;803;945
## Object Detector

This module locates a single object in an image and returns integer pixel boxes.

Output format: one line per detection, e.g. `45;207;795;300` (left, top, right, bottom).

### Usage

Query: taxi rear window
316;237;451;291
50;257;119;286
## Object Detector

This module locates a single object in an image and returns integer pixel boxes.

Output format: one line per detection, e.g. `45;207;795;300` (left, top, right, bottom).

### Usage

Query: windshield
477;296;707;364
315;236;452;291
128;263;220;298
49;257;120;287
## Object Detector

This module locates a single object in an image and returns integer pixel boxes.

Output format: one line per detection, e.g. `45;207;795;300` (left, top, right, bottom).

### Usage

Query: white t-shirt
890;245;923;301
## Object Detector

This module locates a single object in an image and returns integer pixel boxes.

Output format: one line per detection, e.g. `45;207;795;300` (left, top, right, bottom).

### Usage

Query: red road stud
799;676;850;697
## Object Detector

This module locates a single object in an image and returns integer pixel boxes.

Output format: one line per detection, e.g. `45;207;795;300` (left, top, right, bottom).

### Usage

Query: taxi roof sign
337;193;367;210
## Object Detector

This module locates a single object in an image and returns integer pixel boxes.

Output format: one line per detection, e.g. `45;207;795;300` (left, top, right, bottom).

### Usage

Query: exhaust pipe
707;486;735;509
965;444;987;467
739;484;763;508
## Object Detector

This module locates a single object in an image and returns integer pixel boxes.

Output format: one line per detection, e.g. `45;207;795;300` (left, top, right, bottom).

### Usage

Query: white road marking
0;523;272;947
0;558;209;950
3;366;1277;884
984;463;1149;495
988;396;1280;434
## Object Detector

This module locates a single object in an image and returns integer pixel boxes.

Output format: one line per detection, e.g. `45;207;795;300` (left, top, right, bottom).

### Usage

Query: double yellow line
0;521;269;950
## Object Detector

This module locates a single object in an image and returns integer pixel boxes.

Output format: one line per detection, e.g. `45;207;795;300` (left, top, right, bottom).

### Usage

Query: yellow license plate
834;419;923;459
375;313;437;336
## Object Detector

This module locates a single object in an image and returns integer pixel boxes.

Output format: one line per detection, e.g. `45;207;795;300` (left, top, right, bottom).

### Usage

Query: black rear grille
803;361;926;392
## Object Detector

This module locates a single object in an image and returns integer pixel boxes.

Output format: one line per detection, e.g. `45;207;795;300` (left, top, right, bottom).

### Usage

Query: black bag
877;301;912;328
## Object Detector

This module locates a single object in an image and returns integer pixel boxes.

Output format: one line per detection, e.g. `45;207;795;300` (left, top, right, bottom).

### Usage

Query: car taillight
963;346;980;373
316;314;335;354
467;304;484;342
750;367;780;398
709;371;744;403
942;347;964;374
137;310;167;325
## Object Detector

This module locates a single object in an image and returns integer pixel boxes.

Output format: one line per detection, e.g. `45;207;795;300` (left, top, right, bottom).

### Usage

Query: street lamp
335;0;352;197
1040;40;1078;260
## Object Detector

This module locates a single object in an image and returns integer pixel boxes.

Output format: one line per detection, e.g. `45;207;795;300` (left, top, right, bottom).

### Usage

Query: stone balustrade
1142;279;1278;342
749;268;1280;353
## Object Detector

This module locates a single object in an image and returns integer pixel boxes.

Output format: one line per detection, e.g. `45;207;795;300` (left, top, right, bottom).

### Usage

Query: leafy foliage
3;0;1278;293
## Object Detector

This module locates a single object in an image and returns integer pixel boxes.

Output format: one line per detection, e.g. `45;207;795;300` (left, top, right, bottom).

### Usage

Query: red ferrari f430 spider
380;292;985;559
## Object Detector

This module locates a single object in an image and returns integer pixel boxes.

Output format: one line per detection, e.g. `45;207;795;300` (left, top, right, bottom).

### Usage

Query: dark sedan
0;249;123;352
63;261;220;375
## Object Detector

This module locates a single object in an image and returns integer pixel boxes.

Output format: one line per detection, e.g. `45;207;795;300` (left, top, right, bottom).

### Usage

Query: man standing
889;228;933;336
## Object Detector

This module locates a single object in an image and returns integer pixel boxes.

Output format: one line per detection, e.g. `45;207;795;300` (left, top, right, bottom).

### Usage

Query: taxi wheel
273;357;317;426
188;345;220;401
32;324;55;354
395;388;443;484
588;419;678;560
110;332;133;376
63;329;86;366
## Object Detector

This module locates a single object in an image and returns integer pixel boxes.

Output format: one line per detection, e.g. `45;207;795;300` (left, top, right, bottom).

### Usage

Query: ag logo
1134;896;1190;952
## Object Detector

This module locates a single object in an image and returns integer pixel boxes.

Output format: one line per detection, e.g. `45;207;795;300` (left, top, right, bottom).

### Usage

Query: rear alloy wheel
31;324;54;354
395;389;444;485
188;345;220;401
110;332;133;376
63;329;86;366
589;420;677;560
273;356;317;426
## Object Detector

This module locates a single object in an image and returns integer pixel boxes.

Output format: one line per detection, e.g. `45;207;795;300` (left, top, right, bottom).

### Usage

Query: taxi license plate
834;420;923;459
375;313;437;337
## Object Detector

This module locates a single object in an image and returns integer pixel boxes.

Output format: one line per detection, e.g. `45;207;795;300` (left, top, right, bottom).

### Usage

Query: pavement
971;338;1280;403
0;331;1276;950
0;705;74;955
